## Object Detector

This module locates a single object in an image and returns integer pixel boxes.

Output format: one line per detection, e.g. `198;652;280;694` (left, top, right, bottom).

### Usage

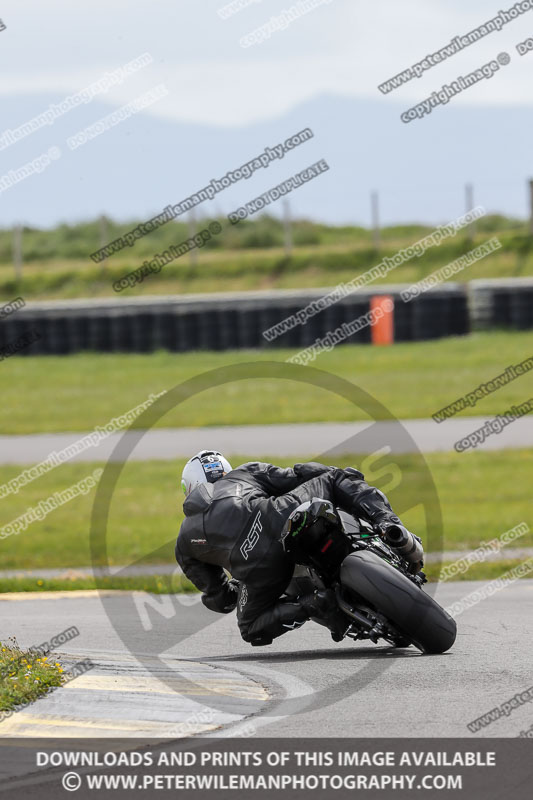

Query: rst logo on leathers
240;511;262;560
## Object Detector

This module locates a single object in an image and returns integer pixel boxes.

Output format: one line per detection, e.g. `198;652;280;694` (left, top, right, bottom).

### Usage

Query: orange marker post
370;295;394;346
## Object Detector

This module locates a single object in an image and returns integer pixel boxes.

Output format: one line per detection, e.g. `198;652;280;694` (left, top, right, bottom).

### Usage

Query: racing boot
298;588;350;642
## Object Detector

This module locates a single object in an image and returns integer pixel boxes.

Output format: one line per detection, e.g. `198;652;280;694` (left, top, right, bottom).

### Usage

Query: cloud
1;0;533;127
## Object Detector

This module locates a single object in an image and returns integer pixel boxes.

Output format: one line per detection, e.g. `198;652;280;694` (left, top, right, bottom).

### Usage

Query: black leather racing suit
175;461;403;646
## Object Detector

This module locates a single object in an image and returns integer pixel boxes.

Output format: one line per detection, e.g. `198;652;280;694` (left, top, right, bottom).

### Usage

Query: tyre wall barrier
469;279;533;331
0;282;479;356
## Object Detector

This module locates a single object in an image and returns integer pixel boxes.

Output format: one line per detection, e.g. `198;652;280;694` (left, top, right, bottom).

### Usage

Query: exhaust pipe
382;525;424;567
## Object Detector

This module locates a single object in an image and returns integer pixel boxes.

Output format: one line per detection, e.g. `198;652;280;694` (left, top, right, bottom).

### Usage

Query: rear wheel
340;551;457;654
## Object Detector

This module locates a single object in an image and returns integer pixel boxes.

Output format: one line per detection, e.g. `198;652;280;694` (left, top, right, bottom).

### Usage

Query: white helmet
181;450;232;496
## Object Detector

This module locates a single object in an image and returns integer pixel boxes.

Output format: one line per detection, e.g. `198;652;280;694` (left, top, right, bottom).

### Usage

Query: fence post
13;224;22;281
283;199;293;256
371;191;381;250
99;215;108;267
529;179;533;236
189;209;198;267
465;184;476;240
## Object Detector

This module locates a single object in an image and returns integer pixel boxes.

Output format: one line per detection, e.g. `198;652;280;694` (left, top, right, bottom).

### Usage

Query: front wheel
340;551;457;654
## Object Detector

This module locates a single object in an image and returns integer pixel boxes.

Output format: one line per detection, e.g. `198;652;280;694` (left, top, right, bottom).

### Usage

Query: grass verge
1;331;532;433
0;559;529;594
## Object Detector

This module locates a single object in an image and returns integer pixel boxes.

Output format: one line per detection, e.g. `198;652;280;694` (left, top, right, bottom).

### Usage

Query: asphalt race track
1;580;532;739
1;416;533;464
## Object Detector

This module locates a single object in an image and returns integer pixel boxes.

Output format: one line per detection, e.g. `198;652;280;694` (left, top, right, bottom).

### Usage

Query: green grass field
0;452;531;577
1;215;532;300
1;237;530;301
1;332;532;434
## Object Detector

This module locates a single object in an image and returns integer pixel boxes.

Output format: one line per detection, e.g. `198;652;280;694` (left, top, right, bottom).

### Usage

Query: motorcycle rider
175;450;423;647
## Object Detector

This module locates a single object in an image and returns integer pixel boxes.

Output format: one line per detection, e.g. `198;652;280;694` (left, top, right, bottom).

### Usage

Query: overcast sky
1;1;532;227
2;0;533;127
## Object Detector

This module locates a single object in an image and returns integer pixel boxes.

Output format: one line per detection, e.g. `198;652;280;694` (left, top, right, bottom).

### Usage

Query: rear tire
340;551;457;654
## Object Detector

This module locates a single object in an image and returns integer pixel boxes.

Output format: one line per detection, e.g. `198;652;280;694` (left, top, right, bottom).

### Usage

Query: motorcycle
282;501;457;654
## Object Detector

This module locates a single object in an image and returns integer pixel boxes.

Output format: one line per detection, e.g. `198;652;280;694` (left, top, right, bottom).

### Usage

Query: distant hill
0;92;531;227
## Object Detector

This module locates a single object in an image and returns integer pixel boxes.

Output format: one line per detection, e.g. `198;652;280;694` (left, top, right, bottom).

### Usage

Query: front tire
340;551;457;654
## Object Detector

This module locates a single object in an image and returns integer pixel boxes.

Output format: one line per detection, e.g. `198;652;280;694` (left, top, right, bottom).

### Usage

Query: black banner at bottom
0;738;530;799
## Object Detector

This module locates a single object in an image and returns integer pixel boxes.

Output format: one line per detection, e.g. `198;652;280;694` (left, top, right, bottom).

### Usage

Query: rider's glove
202;579;239;614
